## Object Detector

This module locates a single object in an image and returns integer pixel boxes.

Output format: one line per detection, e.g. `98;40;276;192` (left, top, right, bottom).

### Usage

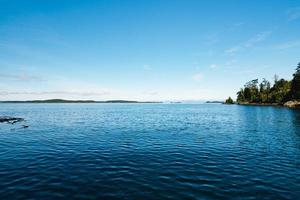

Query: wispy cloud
192;73;203;81
204;34;219;46
143;64;152;71
225;59;238;66
225;46;241;54
287;7;300;21
233;22;245;27
210;64;218;69
273;40;300;50
0;73;45;81
205;23;245;46
143;91;159;96
0;91;110;96
228;22;245;31
244;31;272;48
225;31;272;54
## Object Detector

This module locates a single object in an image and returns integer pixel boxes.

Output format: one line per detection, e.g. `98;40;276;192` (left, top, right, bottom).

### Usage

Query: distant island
225;62;300;108
206;101;224;104
0;99;162;104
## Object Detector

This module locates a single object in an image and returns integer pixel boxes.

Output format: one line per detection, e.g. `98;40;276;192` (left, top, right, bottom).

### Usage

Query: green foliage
291;63;300;99
269;79;291;103
259;78;271;103
237;89;245;102
235;63;300;104
237;78;291;104
225;97;234;104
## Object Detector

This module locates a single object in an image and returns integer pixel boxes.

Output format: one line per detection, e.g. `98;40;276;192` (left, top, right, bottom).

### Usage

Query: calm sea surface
0;103;299;199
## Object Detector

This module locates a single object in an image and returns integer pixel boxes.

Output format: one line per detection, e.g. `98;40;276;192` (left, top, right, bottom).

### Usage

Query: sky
0;0;300;101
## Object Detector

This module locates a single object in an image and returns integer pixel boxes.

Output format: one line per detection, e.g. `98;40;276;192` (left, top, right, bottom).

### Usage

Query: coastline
237;102;281;106
0;99;162;104
236;100;300;108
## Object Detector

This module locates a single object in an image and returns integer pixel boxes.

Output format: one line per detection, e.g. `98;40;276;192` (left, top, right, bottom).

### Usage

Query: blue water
0;103;299;199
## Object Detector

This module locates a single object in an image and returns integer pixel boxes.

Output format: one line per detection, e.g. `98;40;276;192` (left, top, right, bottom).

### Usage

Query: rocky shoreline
283;100;300;108
237;100;300;108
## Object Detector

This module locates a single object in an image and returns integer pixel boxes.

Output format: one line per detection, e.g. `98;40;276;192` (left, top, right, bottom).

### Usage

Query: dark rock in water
0;117;24;124
22;125;29;129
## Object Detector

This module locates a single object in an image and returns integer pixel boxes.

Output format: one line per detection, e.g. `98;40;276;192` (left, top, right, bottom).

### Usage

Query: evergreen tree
269;79;291;103
225;97;234;104
259;78;271;103
235;62;298;104
291;63;300;99
236;89;245;103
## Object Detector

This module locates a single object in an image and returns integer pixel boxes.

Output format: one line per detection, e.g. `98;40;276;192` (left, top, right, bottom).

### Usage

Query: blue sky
0;0;300;101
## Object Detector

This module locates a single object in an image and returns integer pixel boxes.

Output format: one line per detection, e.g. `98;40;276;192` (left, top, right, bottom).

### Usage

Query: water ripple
0;104;300;199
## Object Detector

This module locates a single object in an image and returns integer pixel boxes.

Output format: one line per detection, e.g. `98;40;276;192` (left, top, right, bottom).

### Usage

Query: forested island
0;99;161;104
226;62;300;108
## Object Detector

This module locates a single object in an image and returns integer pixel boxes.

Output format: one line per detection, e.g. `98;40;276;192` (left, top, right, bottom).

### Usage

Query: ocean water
0;103;299;199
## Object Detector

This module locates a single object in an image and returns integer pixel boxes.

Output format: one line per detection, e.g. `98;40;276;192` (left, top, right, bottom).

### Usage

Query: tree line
226;62;300;104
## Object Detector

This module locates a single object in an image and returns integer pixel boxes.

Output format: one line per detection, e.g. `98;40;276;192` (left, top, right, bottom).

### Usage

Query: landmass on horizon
0;99;162;103
2;62;299;107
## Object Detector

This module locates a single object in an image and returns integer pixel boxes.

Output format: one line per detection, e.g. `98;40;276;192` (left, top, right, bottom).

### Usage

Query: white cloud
143;64;152;70
287;7;300;21
244;31;272;48
192;73;203;81
225;46;241;54
274;40;300;50
225;31;272;54
233;22;245;27
225;59;237;66
210;64;218;69
0;74;117;101
0;88;112;101
143;91;159;96
207;49;215;56
0;73;45;81
204;34;219;45
0;91;110;96
228;22;245;31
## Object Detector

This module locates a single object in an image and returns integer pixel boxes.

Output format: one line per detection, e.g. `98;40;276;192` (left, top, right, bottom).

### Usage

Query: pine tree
225;97;234;104
291;63;300;99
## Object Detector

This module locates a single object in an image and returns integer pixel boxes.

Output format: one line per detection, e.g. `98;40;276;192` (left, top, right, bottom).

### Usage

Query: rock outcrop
0;117;24;124
284;100;300;108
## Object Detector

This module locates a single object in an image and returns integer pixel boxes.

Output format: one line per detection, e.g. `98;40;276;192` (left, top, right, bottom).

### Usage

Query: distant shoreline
0;99;162;104
205;101;224;104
